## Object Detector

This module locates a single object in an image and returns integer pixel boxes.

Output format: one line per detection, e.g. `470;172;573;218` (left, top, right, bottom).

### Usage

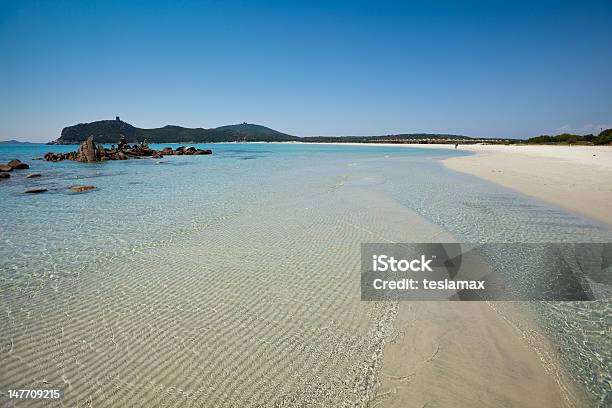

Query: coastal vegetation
526;128;612;145
300;134;473;143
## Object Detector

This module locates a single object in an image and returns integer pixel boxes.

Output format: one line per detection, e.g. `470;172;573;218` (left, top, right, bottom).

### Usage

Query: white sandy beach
434;144;612;226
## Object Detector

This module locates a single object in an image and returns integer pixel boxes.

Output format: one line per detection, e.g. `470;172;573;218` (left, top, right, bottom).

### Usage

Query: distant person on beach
455;143;458;149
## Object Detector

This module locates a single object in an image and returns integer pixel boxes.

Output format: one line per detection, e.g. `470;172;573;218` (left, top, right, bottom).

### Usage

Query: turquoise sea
1;143;610;406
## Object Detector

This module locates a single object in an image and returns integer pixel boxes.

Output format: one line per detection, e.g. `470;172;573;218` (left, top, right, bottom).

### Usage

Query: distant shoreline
4;139;611;147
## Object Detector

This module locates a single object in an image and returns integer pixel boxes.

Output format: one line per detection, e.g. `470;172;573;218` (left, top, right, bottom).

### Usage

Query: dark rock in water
173;146;211;155
8;159;29;169
44;151;77;161
24;187;47;193
69;185;95;193
26;173;42;178
0;172;10;179
0;164;12;172
44;136;212;162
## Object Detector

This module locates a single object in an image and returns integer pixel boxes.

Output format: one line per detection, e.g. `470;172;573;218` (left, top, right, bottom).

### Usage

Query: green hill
213;123;288;137
52;119;299;144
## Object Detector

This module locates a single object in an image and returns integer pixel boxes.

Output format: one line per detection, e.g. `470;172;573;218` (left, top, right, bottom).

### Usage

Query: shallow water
0;143;610;406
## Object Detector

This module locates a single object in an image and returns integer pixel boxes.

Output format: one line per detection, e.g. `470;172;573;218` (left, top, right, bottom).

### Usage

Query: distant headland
49;117;483;145
50;117;299;144
0;140;37;145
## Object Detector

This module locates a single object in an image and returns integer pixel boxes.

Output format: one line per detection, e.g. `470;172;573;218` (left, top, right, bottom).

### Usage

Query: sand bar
371;212;586;408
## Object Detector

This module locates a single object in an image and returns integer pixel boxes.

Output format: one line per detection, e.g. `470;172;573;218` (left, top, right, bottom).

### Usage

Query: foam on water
0;143;610;406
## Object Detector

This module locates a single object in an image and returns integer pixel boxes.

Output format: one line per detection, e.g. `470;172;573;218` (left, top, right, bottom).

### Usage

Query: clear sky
1;0;611;141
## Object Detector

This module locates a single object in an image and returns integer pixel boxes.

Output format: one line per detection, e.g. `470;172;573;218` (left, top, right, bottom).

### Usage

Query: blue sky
1;0;611;141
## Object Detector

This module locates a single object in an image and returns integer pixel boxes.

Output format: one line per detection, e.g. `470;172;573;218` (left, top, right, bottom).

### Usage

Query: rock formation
44;136;212;162
0;159;30;179
7;159;29;169
77;136;100;162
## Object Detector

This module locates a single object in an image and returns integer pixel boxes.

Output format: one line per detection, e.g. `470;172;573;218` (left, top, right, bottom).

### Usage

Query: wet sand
371;213;586;408
376;302;585;408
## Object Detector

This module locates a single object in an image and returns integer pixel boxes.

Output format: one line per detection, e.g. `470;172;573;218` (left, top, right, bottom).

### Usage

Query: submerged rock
24;187;47;194
0;172;10;179
26;173;42;178
69;185;96;193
